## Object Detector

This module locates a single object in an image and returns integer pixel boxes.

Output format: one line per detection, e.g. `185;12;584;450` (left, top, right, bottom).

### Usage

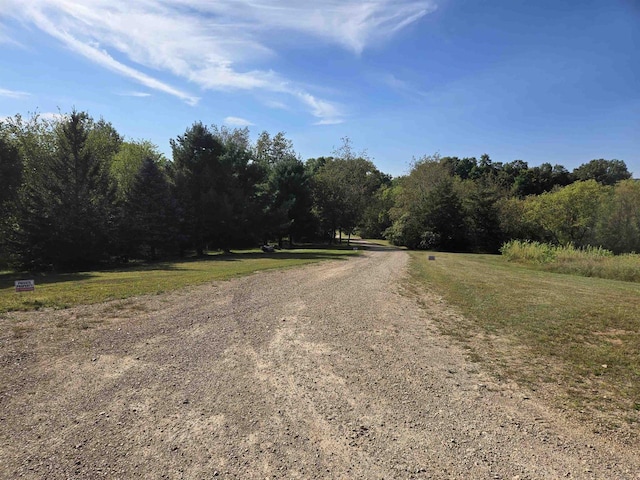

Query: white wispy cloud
0;21;18;46
314;118;346;126
0;87;30;99
379;72;428;98
23;5;200;106
2;0;435;123
262;99;290;111
223;116;254;127
295;91;345;125
178;0;436;54
118;91;152;98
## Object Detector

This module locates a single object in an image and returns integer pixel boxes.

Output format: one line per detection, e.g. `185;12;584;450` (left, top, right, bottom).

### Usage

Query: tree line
385;155;637;254
0;111;387;270
0;110;636;271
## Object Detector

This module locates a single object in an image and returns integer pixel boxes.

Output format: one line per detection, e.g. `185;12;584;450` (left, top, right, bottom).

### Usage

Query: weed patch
501;240;640;282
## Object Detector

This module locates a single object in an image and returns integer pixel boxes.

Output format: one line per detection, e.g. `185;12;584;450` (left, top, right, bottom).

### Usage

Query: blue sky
1;0;638;177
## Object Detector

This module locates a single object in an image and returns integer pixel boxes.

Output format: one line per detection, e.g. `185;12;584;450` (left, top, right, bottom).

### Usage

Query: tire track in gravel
1;244;639;479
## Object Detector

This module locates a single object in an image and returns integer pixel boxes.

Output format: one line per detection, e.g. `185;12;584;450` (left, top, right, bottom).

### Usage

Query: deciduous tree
573;159;631;185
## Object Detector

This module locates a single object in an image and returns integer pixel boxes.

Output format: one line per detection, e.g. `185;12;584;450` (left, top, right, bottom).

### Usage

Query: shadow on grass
211;250;352;261
0;271;97;290
358;244;404;252
0;248;354;289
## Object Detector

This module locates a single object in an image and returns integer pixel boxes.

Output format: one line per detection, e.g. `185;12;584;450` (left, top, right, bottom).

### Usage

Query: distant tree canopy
0;109;636;271
310;139;388;243
572;158;631;185
385;154;636;253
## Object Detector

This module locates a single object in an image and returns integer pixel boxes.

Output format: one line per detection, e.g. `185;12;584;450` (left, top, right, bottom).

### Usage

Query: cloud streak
224;116;254;127
379;72;428;99
117;91;153;98
2;0;434;123
0;87;30;99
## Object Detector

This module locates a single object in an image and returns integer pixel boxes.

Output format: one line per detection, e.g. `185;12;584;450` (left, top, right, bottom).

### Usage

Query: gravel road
1;244;639;479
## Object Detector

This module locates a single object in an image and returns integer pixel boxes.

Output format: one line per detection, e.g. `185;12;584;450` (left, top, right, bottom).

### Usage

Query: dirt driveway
1;245;639;479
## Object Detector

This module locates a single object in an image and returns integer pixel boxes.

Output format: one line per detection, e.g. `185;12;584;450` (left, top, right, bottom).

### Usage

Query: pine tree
121;159;178;260
0;135;22;266
14;111;116;269
170;122;225;255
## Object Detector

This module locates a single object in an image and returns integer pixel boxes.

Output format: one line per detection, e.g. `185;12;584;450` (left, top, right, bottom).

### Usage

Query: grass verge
0;247;357;313
409;251;640;433
360;238;395;247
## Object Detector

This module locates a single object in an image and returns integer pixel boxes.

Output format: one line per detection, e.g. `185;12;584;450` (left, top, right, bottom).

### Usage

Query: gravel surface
1;244;639;479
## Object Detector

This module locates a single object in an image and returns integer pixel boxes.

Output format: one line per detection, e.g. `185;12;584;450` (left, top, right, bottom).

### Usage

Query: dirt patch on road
1;247;639;478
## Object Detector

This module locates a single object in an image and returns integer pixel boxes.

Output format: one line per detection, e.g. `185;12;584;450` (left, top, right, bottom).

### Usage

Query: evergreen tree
170;122;225;255
267;156;314;245
0;135;22;208
121;158;178;259
0;134;22;266
212;129;263;250
255;131;315;245
170;123;263;253
111;140;167;202
13;111;116;269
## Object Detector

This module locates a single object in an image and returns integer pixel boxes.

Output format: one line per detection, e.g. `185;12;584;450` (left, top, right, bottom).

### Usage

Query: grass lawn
0;247;357;313
360;238;396;247
409;251;640;430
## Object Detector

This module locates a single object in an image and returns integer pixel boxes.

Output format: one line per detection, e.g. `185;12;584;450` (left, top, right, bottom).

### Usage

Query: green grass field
0;247;357;313
409;251;640;429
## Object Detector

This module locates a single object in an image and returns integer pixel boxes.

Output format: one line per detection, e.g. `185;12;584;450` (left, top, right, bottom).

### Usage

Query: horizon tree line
0;109;636;271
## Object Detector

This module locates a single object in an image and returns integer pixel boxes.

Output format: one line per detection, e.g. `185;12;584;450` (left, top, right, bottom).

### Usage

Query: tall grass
501;240;640;282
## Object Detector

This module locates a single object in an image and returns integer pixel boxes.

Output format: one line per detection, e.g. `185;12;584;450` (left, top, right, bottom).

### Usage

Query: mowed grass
409;251;640;429
0;247;357;313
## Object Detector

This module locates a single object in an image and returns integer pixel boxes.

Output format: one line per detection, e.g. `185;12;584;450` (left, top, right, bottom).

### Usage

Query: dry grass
501;240;640;282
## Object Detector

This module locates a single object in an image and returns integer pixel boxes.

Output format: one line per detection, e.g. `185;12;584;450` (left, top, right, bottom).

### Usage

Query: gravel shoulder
1;245;639;479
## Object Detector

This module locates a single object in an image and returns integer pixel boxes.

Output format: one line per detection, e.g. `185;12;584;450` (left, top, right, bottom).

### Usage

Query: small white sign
15;279;35;292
